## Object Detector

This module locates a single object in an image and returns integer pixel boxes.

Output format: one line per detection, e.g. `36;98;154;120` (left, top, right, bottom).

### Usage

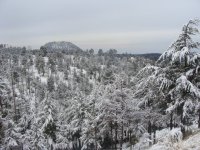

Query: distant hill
116;53;161;61
0;46;26;54
135;53;161;60
43;41;83;54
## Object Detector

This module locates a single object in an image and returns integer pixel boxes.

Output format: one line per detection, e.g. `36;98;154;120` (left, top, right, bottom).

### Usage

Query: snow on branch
176;75;200;98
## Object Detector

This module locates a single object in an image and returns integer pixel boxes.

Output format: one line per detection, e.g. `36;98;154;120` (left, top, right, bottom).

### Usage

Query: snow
157;48;175;62
179;131;200;150
128;126;198;150
158;46;193;66
7;137;18;146
1;21;200;150
123;128;190;150
44;57;48;63
148;130;200;150
176;75;200;98
186;69;194;77
171;47;190;64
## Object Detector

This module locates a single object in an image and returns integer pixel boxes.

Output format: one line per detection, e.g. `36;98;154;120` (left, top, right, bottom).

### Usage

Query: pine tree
158;19;200;67
47;76;55;92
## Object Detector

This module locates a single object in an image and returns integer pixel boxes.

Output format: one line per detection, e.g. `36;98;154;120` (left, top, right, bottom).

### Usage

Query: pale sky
0;0;200;53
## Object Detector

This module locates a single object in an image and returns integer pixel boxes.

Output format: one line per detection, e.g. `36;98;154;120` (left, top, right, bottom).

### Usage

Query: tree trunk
120;122;124;150
35;86;37;102
148;121;152;146
198;109;200;128
129;130;132;150
10;58;17;122
185;55;187;67
181;115;186;139
0;96;3;115
22;77;24;94
170;113;173;130
110;122;113;149
153;127;156;144
115;122;118;150
95;126;97;150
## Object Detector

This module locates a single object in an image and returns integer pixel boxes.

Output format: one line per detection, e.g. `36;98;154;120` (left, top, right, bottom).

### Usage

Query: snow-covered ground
122;126;200;150
178;131;200;150
149;130;200;150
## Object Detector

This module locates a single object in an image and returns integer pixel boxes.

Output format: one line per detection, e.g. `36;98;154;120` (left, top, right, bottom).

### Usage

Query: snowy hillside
0;44;153;149
0;19;200;150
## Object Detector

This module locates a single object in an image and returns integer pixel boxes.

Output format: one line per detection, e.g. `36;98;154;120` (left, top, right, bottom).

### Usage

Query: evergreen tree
47;76;55;92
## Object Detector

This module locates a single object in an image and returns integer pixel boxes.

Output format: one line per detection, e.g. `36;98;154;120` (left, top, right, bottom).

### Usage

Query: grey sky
0;0;199;53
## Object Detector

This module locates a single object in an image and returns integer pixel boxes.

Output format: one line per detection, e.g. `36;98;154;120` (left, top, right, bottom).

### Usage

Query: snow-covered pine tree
158;19;200;67
131;19;200;144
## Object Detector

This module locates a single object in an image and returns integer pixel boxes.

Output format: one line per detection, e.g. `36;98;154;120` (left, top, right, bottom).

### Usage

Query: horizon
1;41;163;55
0;0;200;53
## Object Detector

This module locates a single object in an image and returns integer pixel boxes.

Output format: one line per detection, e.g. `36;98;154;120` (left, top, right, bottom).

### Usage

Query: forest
0;19;200;150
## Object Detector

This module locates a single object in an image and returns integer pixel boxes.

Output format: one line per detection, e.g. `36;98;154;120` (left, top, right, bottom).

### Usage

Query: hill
135;53;161;61
43;41;83;54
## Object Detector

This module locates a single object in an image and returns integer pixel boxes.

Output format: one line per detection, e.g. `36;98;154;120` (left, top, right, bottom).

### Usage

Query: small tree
98;49;103;56
40;46;47;57
47;76;55;92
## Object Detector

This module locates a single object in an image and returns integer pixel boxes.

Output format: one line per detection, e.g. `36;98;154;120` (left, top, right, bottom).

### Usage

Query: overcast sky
0;0;200;53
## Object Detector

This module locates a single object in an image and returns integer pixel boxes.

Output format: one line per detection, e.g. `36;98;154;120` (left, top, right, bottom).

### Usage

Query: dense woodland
0;19;200;150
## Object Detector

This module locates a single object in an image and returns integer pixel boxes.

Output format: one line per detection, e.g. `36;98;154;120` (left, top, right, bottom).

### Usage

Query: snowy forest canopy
0;19;200;150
